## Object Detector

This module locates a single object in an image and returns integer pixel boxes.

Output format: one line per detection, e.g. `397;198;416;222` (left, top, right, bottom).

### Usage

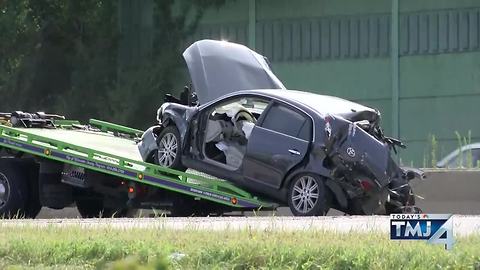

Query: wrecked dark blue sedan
138;40;423;216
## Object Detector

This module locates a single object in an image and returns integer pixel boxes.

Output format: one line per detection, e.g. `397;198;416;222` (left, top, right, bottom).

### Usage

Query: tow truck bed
18;128;143;161
0;119;276;210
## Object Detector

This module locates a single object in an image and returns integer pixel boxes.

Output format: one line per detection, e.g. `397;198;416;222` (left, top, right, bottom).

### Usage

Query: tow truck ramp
0;118;276;217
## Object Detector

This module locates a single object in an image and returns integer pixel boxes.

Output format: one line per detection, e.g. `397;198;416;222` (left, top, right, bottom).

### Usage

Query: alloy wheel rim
157;133;178;167
0;173;10;208
292;176;319;213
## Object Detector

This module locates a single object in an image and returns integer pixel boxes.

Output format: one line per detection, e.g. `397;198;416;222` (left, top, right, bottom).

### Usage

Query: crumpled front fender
137;125;162;162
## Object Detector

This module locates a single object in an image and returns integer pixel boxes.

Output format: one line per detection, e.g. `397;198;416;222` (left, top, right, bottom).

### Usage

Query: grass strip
0;225;479;269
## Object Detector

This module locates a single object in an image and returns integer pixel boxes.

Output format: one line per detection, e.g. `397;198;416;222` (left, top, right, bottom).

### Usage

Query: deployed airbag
215;141;245;168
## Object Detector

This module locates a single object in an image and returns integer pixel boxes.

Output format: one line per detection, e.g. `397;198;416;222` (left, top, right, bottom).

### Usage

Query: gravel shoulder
2;215;480;236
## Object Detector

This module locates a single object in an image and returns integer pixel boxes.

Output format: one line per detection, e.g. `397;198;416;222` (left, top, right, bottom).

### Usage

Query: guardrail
410;169;480;214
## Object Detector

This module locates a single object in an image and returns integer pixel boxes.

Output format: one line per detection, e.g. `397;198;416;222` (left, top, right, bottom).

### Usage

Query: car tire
0;159;29;218
287;174;330;216
155;125;186;171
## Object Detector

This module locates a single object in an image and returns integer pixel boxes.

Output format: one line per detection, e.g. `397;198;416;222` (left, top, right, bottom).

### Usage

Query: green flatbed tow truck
0;115;276;218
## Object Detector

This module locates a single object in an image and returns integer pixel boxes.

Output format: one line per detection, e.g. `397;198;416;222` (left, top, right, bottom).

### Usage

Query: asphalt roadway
1;216;480;236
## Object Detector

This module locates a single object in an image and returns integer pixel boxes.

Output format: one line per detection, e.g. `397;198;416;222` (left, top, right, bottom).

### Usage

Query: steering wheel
233;109;256;124
231;109;256;143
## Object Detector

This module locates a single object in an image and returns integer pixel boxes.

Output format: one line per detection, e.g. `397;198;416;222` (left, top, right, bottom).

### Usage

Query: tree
111;0;227;128
0;0;227;128
0;0;119;120
0;0;39;109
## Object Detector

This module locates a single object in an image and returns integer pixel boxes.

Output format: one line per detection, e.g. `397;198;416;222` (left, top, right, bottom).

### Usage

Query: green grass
0;225;479;269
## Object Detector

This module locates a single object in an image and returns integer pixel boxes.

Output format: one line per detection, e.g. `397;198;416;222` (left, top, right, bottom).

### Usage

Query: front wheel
287;174;330;216
154;126;186;171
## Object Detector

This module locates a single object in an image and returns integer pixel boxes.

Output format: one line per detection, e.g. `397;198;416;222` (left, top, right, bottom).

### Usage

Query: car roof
230;89;377;117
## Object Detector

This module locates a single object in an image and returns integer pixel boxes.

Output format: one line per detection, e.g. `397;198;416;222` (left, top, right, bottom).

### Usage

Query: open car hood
183;39;285;104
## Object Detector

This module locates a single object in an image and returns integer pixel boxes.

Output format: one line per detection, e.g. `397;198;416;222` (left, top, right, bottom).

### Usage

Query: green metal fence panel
193;7;480;61
120;0;480;166
399;8;480;56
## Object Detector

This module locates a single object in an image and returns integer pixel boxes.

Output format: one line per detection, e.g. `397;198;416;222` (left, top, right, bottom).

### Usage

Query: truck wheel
170;207;194;217
75;190;133;218
24;160;42;218
76;196;104;218
169;195;195;217
0;160;28;218
155;126;186;171
76;197;133;218
25;199;42;218
168;194;222;217
287;174;330;216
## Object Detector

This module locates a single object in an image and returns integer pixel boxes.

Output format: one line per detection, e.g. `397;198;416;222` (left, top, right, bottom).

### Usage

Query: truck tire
24;160;42;218
76;197;133;218
155;125;186;171
287;174;330;216
168;193;224;217
25;198;42;218
169;195;195;217
0;159;28;218
75;189;134;218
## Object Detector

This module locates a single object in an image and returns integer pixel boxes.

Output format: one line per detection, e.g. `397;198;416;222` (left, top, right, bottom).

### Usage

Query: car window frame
257;100;313;142
200;94;273;118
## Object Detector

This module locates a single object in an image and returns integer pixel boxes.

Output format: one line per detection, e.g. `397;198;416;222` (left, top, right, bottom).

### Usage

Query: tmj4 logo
390;214;454;250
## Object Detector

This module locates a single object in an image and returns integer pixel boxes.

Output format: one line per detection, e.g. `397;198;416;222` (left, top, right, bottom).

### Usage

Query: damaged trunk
324;112;420;214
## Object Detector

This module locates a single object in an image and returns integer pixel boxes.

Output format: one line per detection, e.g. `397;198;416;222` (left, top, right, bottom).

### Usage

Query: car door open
199;96;271;172
243;102;312;189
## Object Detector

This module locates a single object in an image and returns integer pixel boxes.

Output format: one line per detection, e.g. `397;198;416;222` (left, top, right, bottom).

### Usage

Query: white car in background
436;143;480;168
